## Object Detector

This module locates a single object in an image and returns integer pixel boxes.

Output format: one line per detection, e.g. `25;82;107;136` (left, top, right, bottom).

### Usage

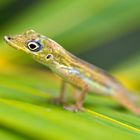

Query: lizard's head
4;30;65;67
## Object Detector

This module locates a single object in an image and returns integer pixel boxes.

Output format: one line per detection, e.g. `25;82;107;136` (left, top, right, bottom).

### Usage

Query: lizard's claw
63;105;81;112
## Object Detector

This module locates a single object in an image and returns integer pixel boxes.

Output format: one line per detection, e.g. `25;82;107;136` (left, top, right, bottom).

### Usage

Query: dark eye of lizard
27;41;42;52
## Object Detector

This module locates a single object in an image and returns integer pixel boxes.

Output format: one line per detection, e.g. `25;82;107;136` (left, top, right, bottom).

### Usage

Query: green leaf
0;71;140;140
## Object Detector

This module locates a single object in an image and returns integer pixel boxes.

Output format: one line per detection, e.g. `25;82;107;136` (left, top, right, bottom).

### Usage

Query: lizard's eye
27;41;42;52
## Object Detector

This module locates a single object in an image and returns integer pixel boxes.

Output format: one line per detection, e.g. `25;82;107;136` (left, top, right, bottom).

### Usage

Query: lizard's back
66;51;125;95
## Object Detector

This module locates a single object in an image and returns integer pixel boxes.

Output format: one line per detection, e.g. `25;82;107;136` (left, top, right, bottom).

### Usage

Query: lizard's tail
112;90;140;115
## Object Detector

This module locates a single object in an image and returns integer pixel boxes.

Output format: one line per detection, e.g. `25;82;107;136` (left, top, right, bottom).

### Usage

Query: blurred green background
0;0;140;140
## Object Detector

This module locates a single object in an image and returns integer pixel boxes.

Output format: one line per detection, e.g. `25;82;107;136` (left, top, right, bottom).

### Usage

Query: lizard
4;30;140;115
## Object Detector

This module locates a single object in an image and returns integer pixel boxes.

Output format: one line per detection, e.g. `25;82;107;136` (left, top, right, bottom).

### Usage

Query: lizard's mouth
4;35;22;51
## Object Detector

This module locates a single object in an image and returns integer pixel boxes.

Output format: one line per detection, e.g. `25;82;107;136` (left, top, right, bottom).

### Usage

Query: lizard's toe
63;105;80;112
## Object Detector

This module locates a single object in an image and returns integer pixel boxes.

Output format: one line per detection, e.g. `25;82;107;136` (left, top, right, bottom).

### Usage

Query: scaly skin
4;30;140;114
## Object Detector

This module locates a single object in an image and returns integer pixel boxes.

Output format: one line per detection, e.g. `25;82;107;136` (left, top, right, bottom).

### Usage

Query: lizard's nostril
7;36;11;40
4;36;13;42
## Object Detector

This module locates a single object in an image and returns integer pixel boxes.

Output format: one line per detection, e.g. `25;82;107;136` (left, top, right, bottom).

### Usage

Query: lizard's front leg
59;80;67;103
50;80;67;104
64;84;88;112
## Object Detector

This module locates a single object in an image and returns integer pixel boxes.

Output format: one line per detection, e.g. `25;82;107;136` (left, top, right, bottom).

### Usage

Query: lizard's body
39;38;121;94
4;30;140;114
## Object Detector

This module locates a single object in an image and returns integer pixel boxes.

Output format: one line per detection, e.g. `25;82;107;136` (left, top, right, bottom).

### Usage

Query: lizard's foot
49;97;64;105
63;104;81;112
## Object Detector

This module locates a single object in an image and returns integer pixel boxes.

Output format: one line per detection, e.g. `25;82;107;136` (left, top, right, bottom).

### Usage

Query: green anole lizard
4;30;140;115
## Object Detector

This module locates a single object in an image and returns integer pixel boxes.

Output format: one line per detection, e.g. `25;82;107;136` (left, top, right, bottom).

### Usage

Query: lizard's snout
4;35;13;42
